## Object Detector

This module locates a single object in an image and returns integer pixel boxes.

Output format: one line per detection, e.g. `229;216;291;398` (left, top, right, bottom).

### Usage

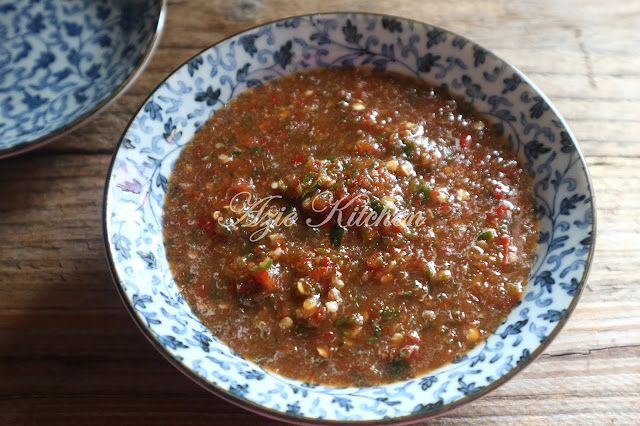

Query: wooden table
1;0;638;423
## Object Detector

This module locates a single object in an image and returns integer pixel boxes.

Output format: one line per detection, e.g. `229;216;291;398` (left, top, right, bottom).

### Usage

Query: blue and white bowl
103;13;596;424
0;0;166;158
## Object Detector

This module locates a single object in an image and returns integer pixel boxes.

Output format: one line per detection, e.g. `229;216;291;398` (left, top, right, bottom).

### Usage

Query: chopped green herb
248;258;273;272
295;323;308;335
508;282;523;295
477;228;497;241
336;317;351;327
379;308;399;319
335;314;363;330
232;150;242;156
306;227;320;236
370;199;386;215
275;180;288;193
301;172;315;186
298;181;319;199
329;223;345;248
403;141;415;158
399;289;414;298
435;270;452;281
314;247;329;254
416;184;431;203
248;147;262;155
373;324;382;337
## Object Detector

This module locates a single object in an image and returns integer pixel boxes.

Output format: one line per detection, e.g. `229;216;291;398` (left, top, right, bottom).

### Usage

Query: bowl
103;13;596;424
0;0;167;159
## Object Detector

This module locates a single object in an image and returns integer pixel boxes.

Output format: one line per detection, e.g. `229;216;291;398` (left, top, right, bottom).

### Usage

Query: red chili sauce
163;68;538;386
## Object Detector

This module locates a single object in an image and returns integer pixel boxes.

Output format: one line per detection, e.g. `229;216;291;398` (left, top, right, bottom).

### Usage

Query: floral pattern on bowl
0;0;166;158
103;13;595;424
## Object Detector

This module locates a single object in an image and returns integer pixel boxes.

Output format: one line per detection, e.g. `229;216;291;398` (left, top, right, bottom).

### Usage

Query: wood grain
1;0;638;424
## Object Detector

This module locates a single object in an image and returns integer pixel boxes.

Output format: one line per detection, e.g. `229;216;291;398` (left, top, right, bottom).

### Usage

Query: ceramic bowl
103;13;596;424
0;0;167;159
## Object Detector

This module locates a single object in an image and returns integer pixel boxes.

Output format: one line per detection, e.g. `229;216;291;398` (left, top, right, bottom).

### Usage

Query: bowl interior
104;13;595;424
0;0;166;158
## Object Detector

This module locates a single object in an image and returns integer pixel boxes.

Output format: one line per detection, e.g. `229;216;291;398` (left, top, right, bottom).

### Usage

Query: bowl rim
0;0;169;160
102;11;597;425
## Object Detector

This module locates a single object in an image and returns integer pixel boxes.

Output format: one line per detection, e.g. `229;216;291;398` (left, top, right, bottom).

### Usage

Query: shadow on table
0;150;283;425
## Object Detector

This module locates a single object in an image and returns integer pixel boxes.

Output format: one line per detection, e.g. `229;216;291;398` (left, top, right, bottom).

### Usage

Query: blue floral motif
503;73;523;94
273;41;294;69
517;349;532;367
286;401;302;416
229;383;249;398
381;17;403;33
187;56;204;77
534;270;555;292
525;139;552;160
560;278;581;295
426;29;446;48
499;320;529;339
342;20;363;44
104;13;595;424
538;309;568;323
457;378;483;396
473;46;487;67
419;375;437;390
240;35;259;57
158;335;188;350
136;251;157;269
0;0;165;157
332;396;354;411
417;53;441;73
195;87;222;106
